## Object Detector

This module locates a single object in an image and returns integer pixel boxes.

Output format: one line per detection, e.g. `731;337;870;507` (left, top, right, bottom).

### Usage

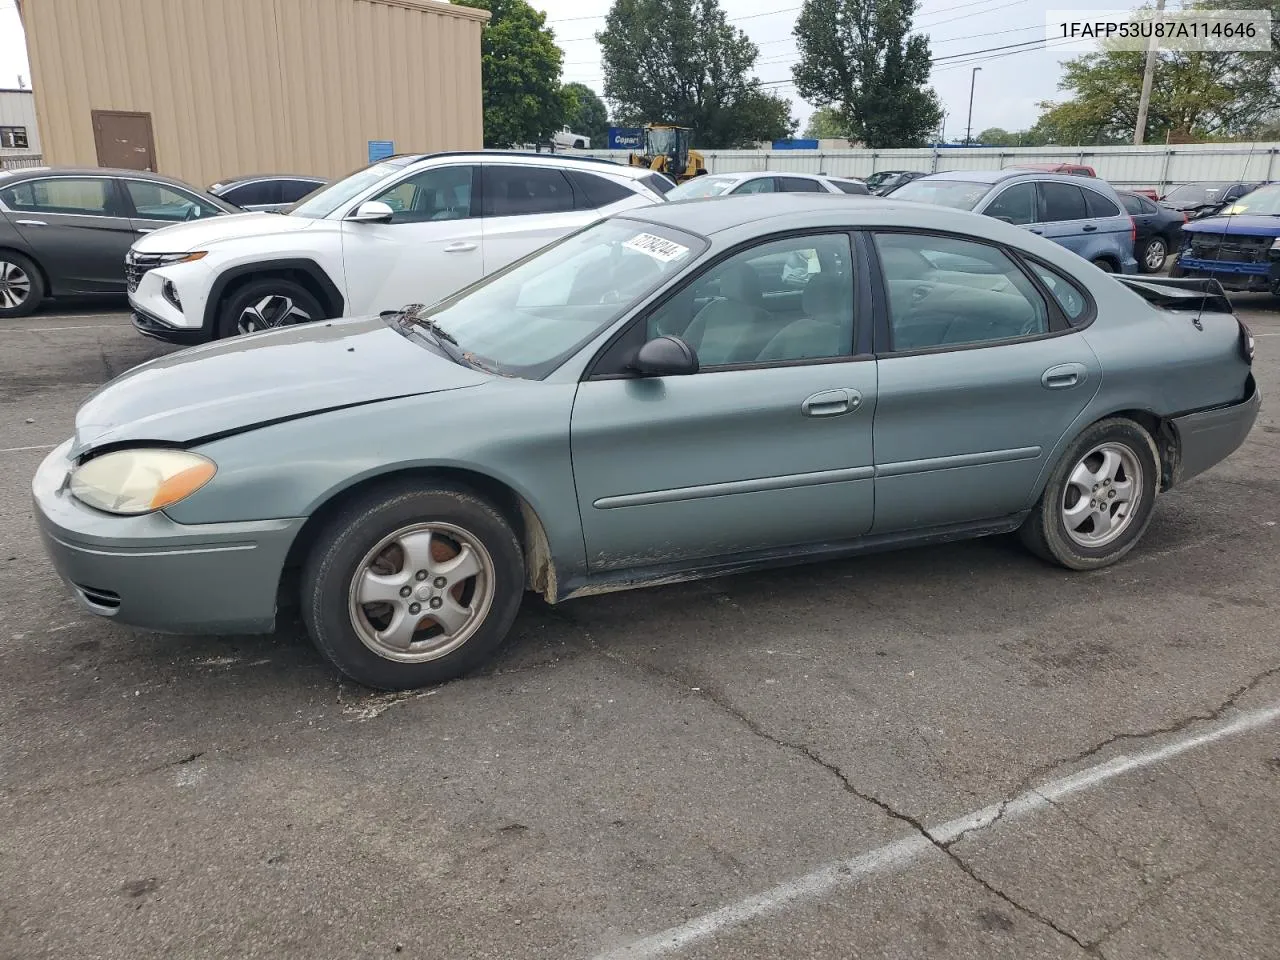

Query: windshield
889;178;993;210
666;176;738;200
648;128;681;158
286;158;417;218
1162;182;1231;204
410;218;705;378
1225;184;1280;215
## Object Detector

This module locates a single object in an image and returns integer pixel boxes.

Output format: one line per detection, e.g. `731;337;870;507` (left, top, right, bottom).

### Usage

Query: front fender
164;381;588;580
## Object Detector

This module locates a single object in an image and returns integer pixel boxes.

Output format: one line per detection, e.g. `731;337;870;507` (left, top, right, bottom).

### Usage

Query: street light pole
965;67;982;145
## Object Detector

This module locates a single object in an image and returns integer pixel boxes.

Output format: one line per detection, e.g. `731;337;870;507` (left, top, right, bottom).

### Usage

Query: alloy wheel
347;522;496;663
1061;442;1143;548
236;294;313;334
0;260;32;310
1144;238;1167;271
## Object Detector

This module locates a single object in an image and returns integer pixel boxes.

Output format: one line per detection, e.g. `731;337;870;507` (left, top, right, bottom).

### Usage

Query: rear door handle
1029;228;1044;235
1041;362;1088;390
444;241;477;253
15;219;47;226
1082;224;1097;232
801;388;862;418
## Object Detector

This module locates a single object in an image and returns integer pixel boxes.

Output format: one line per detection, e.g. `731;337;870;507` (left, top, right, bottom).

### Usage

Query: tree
1029;0;1280;145
454;0;568;148
596;0;795;149
803;106;852;140
562;83;610;146
791;0;941;148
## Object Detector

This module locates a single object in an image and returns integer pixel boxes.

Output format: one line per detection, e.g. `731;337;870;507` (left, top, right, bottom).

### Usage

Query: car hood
1182;214;1280;237
130;211;318;251
71;317;491;455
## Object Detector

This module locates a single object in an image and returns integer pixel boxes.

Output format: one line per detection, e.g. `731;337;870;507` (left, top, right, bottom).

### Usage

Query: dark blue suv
890;170;1138;273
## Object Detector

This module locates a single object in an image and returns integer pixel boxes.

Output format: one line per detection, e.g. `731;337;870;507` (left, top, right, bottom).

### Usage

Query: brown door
91;110;157;171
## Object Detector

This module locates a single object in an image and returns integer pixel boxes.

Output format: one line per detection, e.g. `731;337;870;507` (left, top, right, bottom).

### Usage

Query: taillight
1129;216;1137;245
1238;317;1255;363
1182;212;1188;224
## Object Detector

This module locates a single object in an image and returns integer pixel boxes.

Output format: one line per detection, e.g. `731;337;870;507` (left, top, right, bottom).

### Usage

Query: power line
931;36;1048;62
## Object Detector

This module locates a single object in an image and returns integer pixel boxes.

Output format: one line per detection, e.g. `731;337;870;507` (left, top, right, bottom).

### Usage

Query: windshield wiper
381;304;479;367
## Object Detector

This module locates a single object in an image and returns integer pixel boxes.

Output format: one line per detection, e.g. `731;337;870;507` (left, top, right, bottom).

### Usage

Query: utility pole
965;67;982;145
1134;0;1166;145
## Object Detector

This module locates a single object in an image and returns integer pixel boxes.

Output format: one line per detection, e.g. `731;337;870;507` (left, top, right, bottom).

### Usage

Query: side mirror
631;335;699;377
347;200;394;224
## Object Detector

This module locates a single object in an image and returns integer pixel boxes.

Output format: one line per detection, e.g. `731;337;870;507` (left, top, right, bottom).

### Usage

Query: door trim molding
593;465;875;510
875;446;1041;478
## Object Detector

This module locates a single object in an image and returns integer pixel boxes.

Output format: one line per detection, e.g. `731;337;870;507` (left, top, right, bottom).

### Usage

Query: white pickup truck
551;126;590;150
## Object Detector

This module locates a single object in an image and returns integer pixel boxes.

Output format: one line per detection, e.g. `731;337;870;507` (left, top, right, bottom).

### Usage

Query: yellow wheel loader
628;125;707;183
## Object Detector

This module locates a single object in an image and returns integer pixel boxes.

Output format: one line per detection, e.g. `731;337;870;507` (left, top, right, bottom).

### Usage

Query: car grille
1187;233;1272;264
125;251;165;292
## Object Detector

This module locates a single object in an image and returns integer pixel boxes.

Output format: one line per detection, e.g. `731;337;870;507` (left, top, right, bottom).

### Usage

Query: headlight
153;251;207;266
1270;238;1280;251
70;449;216;515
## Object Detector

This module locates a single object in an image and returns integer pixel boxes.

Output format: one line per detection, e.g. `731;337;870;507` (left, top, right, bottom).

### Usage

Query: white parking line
0;323;128;332
594;702;1280;959
0;444;56;454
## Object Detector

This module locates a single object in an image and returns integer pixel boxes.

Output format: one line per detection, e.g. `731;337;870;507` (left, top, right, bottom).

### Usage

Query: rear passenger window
482;166;575;217
1041;182;1087;222
1027;261;1089;324
833;181;868;195
874;232;1050;351
567;171;634;209
642;173;676;196
1083;189;1120;218
777;177;824;193
1119;194;1144;215
281;179;322;203
223;181;281;207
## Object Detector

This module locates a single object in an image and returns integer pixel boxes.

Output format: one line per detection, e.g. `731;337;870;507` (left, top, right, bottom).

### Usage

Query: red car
1009;162;1097;178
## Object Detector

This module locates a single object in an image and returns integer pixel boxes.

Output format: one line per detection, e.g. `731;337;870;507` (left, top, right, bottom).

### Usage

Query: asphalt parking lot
2;300;1279;960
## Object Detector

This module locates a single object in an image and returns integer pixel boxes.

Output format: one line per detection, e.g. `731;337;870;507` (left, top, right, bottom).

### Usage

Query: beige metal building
17;0;488;189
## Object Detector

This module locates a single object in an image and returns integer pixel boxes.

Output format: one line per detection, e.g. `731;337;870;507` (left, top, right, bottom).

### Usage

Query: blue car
1171;183;1280;296
890;170;1139;273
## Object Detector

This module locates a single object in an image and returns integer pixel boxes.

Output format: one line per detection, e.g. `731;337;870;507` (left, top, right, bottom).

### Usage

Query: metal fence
584;143;1280;192
0;154;44;170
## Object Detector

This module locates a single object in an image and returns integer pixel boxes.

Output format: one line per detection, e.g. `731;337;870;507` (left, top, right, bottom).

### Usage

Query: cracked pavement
3;302;1280;960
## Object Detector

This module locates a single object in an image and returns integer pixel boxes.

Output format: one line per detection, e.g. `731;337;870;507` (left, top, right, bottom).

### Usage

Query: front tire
1019;418;1160;571
1138;236;1168;273
0;251;44;318
216;277;325;339
302;483;525;690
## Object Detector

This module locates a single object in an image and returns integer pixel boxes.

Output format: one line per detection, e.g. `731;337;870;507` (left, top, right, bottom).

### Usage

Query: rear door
1079;186;1131;262
1036;182;1091;255
868;230;1102;533
340;163;484;313
0;175;135;293
480;164;591;274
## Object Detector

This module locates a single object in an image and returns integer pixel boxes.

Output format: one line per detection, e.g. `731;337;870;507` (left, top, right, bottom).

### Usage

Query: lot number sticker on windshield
623;233;690;263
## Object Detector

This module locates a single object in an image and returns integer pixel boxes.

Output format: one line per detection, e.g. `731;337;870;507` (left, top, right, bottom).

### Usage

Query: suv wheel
217;278;325;338
0;251;44;318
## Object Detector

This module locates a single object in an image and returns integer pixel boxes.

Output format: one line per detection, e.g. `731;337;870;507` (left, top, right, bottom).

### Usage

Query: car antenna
1199;138;1259;331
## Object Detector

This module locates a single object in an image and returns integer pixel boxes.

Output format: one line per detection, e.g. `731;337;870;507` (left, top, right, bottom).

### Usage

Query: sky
0;0;1118;138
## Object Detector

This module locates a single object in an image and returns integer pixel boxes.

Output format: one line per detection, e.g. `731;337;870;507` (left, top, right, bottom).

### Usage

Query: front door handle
444;241;477;253
15;219;47;226
801;388;862;418
1041;362;1089;390
135;228;155;234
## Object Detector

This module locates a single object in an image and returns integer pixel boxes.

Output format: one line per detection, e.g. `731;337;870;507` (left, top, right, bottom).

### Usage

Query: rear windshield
889;178;993;210
666;176;739;200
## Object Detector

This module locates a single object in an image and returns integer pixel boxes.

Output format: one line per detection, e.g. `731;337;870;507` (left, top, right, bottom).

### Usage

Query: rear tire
0;250;44;318
216;277;325;339
1091;258;1116;273
1019;418;1160;571
302;482;525;690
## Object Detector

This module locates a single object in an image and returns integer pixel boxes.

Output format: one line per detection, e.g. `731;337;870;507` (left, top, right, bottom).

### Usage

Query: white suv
127;152;670;343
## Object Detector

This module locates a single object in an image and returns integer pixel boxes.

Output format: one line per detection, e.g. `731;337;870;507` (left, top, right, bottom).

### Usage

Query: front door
868;230;1102;533
91;110;157;171
0;175;135;294
340;164;484;314
571;232;876;572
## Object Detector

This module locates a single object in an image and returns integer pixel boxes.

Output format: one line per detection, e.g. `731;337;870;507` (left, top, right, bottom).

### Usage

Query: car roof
623;192;1009;236
211;173;327;186
409;150;654;180
914;169;1115;188
0;166;203;188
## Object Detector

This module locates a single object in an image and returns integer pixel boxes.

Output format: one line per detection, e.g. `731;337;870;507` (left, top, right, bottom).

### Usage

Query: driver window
875;232;1049;351
373;166;476;223
644;233;854;368
983;182;1038;225
125;180;222;221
